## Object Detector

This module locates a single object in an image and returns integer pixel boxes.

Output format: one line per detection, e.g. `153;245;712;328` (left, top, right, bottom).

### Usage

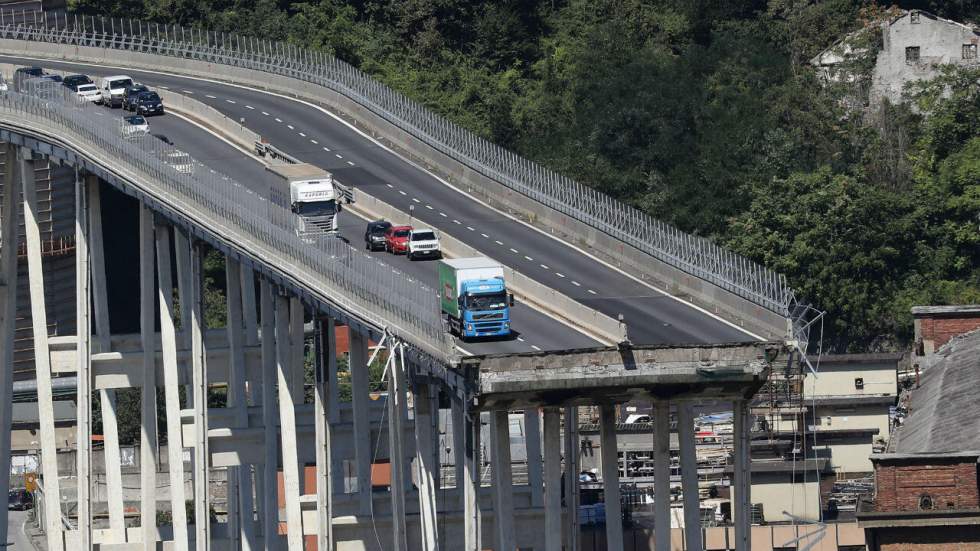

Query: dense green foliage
70;0;980;351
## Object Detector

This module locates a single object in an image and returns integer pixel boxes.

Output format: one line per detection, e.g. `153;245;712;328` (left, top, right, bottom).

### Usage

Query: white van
97;75;133;108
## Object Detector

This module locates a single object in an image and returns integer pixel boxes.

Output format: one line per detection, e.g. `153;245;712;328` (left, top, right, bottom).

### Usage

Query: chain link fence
0;9;808;325
0;80;452;359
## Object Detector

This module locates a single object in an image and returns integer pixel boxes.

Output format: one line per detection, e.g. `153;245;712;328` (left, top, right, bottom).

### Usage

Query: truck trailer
438;257;513;339
266;162;352;239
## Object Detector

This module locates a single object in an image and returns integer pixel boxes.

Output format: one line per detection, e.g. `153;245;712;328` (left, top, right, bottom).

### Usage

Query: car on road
13;66;44;90
384;225;412;254
133;91;164;116
122;84;149;111
364;220;392;251
97;75;134;108
407;228;441;260
121;115;149;139
75;83;101;103
8;489;33;510
62;74;93;91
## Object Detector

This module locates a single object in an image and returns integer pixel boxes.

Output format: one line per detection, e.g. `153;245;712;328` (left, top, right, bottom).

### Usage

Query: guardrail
0;83;453;360
0;10;809;340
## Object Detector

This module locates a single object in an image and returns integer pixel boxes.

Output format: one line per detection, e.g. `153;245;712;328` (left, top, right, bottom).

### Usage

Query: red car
385;225;413;254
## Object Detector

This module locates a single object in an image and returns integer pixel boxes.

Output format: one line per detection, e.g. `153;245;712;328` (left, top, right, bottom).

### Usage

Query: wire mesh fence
0;9;806;326
0;80;452;359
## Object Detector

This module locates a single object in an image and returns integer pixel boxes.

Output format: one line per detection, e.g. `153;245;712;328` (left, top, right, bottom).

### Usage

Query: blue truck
438;257;513;339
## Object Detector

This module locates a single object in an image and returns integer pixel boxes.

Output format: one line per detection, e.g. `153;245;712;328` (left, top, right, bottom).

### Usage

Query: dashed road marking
299;132;306;137
159;85;170;90
495;240;503;245
524;255;533;261
245;105;255;110
226;99;236;104
347;161;355;166
287;124;295;130
205;94;216;99
182;89;194;94
412;198;421;203
262;111;270;116
335;154;343;158
439;212;447;217
571;281;581;287
555;273;566;278
517;337;525;342
588;289;597;295
275;118;282;122
540;264;549;270
323;146;331;152
399;190;407;196
510;248;519;254
531;345;542;351
310;139;318;144
481;233;489;238
453;220;462;225
425;205;433;210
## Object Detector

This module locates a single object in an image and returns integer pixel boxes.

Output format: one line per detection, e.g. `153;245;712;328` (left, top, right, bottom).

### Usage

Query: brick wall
877;525;980;551
918;315;980;351
875;459;980;512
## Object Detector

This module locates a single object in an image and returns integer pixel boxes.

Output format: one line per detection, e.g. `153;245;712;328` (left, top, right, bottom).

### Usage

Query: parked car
8;489;32;510
384;225;413;254
121;115;149;139
407;228;441;260
364;220;392;251
13;66;44;90
61;74;93;91
133;91;164;116
97;75;134;107
74;83;101;103
122;84;149;111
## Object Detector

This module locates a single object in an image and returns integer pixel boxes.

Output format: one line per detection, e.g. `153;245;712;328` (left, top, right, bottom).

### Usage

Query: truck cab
407;228;441;260
439;257;513;339
266;163;352;239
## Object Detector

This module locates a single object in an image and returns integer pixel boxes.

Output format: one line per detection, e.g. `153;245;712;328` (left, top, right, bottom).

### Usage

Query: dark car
122;84;150;111
364;220;392;251
13;66;45;91
8;489;33;510
134;91;164;116
62;74;93;91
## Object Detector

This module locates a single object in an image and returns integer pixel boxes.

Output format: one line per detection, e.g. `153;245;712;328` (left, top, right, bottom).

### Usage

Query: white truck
266;163;352;238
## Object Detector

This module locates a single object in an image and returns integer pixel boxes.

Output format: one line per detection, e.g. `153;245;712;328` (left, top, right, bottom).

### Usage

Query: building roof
891;329;980;455
806;395;896;407
911;305;980;316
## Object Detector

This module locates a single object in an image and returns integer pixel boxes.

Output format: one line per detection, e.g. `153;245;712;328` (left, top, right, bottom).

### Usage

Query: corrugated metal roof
893;329;980;454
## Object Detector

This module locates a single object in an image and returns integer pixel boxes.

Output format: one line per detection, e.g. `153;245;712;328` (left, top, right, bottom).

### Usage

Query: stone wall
874;458;979;512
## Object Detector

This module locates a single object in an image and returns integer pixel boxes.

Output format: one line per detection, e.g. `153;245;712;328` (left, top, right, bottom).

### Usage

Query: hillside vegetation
72;0;980;351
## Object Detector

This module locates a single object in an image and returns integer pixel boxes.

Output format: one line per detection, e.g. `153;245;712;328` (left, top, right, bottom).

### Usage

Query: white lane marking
386;184;394;188
517;337;525;342
287;124;294;130
159;85;170;89
262;111;270;116
181;89;193;94
465;226;474;231
540;264;549;270
347;161;355;166
425;205;433;210
510;248;519;254
531;345;542;351
226;99;236;104
495;240;503;245
335;154;343;158
572;281;581;287
555;273;566;278
322;146;331;152
481;233;488;238
439;212;447;217
310;139;318;144
245;105;255;110
588;289;597;295
205;94;216;98
412;198;421;203
453;220;461;225
399;190;407;196
275;118;282;122
524;255;533;261
299;132;306;137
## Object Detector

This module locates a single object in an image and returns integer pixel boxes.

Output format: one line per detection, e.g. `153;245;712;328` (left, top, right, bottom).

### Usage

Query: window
964;44;978;60
910;11;921;24
919;494;934;510
906;46;921;64
855;377;865;390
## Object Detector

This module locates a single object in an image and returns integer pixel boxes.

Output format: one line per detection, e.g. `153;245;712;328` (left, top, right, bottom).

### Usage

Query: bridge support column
138;203;158;551
564;406;580;551
225;257;252;551
239;265;259;551
678;402;703;551
0;143;19;549
543;408;562;551
174;228;193;404
490;410;515;551
413;381;439;551
190;239;210;550
463;399;482;551
452;395;465;510
314;316;335;551
388;345;409;551
276;292;304;551
599;404;623;551
525;408;544;508
22;149;64;551
654;400;671;551
75;168;92;551
156;223;190;551
259;279;279;549
349;328;373;515
733;399;752;551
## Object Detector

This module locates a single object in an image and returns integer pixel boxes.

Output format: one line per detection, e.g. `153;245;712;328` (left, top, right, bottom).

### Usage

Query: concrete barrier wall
0;40;789;339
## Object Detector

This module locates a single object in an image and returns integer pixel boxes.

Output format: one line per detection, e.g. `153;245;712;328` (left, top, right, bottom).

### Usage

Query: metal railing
0;83;452;359
0;9;802;320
